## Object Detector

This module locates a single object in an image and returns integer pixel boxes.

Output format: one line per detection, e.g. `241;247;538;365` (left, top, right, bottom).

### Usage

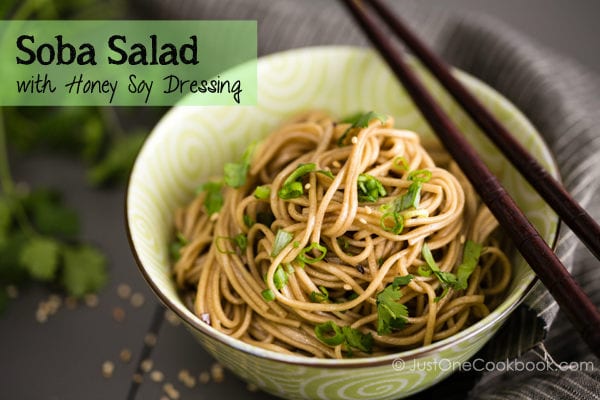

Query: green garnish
315;321;345;346
420;244;459;301
169;232;187;261
273;265;288;290
271;229;294;257
392;156;409;171
456;240;483;290
314;321;374;353
376;275;413;335
297;242;327;266
197;181;224;216
316;170;335;179
261;289;275;302
342;326;374;353
253;185;271;200
243;214;255;228
224;142;256;188
357;174;387;203
338;111;388;146
233;233;248;252
379;168;431;234
380;211;404;235
310;286;329;303
278;163;316;200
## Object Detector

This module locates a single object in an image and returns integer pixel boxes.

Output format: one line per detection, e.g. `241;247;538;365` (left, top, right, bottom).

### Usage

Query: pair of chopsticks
340;0;600;357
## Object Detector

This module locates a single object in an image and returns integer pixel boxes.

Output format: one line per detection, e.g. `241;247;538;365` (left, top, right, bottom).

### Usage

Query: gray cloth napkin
139;0;600;398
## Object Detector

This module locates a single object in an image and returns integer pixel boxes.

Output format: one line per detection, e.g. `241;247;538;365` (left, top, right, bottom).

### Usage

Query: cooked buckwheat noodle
171;111;512;358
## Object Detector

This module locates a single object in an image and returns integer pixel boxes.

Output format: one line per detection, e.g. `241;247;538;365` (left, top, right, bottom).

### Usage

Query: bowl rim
125;45;560;368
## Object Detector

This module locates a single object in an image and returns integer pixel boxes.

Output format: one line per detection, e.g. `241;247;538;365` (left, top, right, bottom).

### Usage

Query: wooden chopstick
340;0;600;357
366;0;600;263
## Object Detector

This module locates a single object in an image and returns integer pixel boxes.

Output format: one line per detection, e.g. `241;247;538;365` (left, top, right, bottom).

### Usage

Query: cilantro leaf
87;132;146;187
224;142;256;188
21;189;79;239
342;326;374;353
338;111;387;146
19;237;60;281
198;181;224;215
376;280;410;335
421;244;459;300
456;240;482;290
61;245;108;297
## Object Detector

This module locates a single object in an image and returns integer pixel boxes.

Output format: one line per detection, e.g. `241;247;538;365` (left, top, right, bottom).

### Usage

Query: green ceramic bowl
126;47;559;399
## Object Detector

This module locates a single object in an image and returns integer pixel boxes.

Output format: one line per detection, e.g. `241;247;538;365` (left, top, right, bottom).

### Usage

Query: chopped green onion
393;156;409;171
408;169;432;183
271;229;294;257
297;242;327;265
278;163;316;200
233;233;248;251
456;240;483;290
224;142;257;188
310;286;329;303
197;181;224;215
316;169;335;179
380;212;404;235
273;265;288;290
215;236;236;254
357;174;387;203
396;182;422;211
261;289;275;302
314;321;345;346
253;185;271;200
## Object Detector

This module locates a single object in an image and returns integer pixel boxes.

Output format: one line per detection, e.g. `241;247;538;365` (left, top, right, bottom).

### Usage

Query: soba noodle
171;111;511;358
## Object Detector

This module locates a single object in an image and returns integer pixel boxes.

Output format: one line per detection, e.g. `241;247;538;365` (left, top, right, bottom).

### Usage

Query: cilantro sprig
419;241;482;301
315;321;374;354
338;111;387;146
224;142;257;188
376;275;413;335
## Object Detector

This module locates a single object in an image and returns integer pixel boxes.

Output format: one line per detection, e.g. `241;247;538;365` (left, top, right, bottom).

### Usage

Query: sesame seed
304;183;311;190
209;212;220;222
130;293;145;308
84;294;99;308
140;359;153;373
178;369;196;388
132;373;143;384
246;383;259;392
351;136;358;144
119;348;132;363
163;383;180;400
117;283;132;299
112;307;126;322
198;371;210;384
150;370;164;382
332;160;341;168
144;333;157;347
364;206;373;214
358;217;367;224
102;361;115;378
343;284;352;291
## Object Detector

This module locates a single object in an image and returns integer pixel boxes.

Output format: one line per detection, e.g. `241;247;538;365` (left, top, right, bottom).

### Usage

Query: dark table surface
2;1;599;400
